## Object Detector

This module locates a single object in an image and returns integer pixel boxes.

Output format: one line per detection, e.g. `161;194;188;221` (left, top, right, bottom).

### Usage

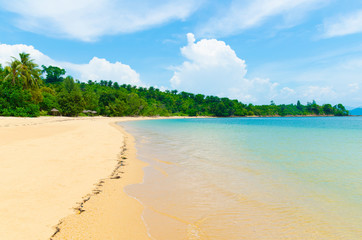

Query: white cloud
281;87;296;95
302;86;336;101
170;33;280;103
169;33;362;105
0;44;54;66
322;10;362;38
198;0;327;37
1;0;201;41
0;43;142;85
250;52;362;106
64;57;141;85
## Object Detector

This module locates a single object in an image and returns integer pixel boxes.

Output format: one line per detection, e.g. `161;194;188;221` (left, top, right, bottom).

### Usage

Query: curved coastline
51;120;151;240
0;116;154;240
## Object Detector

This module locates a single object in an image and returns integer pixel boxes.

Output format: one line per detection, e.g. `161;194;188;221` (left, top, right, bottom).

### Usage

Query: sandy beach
0;116;151;240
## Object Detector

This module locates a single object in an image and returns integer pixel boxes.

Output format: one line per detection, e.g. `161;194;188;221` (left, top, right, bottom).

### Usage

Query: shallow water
120;117;362;240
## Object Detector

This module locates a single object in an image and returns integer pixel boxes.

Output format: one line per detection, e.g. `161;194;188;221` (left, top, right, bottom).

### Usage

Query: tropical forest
0;53;349;117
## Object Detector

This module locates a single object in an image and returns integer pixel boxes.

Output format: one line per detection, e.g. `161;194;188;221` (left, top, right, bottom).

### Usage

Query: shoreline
0;116;197;240
51;121;151;239
0;116;160;240
1;116;359;239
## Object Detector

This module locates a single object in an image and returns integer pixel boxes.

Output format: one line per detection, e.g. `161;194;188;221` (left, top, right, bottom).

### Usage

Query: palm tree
4;52;41;88
4;58;21;85
18;52;41;88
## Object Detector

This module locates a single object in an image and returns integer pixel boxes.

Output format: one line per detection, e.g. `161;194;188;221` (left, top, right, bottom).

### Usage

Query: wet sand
0;116;151;240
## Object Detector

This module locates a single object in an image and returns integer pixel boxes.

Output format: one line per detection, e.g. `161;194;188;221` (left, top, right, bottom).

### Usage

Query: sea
119;117;362;240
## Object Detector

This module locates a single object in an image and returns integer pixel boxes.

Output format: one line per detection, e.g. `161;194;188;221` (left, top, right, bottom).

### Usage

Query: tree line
0;53;349;117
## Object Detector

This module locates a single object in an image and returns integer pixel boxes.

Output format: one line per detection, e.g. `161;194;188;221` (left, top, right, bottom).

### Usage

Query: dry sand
0;116;152;240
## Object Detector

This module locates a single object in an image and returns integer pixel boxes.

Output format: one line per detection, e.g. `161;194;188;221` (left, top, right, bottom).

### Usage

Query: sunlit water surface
119;117;362;240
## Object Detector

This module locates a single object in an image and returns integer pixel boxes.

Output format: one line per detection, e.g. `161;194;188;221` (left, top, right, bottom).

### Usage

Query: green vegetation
0;53;349;117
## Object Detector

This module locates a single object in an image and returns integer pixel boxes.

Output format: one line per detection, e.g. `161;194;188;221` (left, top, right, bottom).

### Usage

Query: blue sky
0;0;361;107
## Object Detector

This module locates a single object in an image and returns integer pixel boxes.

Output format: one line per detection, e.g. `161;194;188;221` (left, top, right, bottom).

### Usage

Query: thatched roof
51;108;59;112
82;110;97;115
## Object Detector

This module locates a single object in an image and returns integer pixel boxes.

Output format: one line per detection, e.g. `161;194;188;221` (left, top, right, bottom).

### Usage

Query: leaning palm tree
4;58;21;85
4;52;41;88
17;52;41;89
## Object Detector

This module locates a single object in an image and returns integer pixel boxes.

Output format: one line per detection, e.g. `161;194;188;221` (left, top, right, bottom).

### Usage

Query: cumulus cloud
198;0;327;37
169;33;359;105
0;43;142;85
170;33;281;103
0;0;201;41
0;44;54;66
64;57;141;85
322;10;362;38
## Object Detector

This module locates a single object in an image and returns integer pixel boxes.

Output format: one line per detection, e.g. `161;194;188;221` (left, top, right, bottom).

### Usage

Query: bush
0;81;40;117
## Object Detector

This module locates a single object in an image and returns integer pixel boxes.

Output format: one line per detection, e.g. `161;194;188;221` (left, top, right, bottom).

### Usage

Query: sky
0;0;361;107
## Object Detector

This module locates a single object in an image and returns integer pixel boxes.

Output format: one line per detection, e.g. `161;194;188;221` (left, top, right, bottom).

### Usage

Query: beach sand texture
0;117;150;240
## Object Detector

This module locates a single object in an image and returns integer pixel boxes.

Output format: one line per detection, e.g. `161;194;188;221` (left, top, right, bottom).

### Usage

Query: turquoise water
120;117;362;240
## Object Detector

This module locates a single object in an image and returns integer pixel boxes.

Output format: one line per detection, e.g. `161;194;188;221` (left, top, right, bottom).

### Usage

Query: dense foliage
0;53;349;117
